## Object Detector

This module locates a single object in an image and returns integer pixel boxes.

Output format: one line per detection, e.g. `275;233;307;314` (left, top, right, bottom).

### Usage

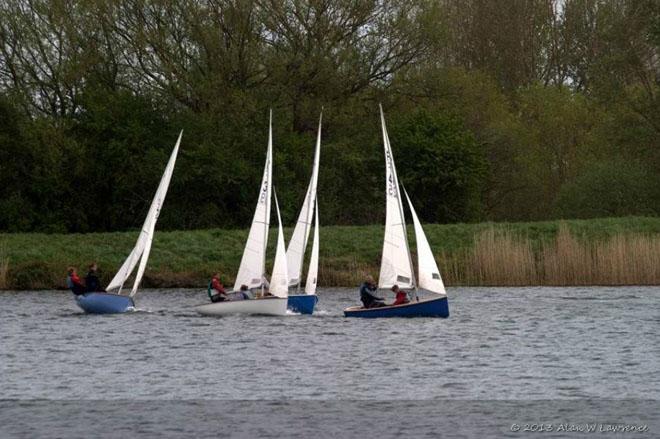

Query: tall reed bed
0;218;659;289
441;224;660;286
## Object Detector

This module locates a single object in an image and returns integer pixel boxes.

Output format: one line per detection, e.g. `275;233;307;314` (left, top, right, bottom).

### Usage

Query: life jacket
67;274;85;295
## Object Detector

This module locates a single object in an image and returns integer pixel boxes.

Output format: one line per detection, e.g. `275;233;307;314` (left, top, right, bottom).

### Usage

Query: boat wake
127;306;153;313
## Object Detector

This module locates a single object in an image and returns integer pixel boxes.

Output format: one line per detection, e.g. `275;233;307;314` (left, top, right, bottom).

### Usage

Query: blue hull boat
75;293;135;314
344;295;449;318
287;294;318;314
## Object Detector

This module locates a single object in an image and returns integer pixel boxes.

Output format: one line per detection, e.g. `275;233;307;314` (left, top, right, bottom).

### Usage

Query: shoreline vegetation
0;216;659;291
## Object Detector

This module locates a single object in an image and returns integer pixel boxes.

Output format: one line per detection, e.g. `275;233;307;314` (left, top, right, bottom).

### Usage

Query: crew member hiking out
208;273;228;302
66;267;86;296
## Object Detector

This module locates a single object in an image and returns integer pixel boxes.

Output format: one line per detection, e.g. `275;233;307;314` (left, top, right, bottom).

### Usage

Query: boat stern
287;294;318;314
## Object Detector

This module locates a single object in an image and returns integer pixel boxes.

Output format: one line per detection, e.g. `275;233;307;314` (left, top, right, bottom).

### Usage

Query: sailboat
75;131;183;314
285;112;322;314
195;113;288;316
344;107;449;318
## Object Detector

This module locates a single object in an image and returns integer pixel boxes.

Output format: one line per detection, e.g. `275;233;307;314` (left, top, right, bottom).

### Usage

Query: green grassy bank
1;216;659;290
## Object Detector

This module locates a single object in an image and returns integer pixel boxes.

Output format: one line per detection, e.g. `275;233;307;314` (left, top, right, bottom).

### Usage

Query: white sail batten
270;193;289;298
233;113;273;292
378;107;414;290
404;189;447;296
304;202;320;295
106;131;182;295
286;112;322;288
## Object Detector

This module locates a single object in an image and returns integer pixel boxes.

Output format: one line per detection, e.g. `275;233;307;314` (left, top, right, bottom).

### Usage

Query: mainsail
106;131;182;295
286;112;322;289
378;106;415;290
269;192;289;298
304;202;320;295
233;112;273;292
404;189;447;295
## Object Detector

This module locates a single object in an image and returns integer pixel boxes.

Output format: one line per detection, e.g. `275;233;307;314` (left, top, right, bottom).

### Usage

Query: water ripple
0;286;658;400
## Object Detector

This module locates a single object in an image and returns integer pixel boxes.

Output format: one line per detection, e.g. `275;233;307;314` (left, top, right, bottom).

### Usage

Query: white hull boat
195;296;287;316
196;111;290;317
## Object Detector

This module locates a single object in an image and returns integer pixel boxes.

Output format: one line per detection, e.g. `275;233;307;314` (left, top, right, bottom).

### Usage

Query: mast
262;109;273;296
380;104;418;301
295;110;322;294
294;195;311;295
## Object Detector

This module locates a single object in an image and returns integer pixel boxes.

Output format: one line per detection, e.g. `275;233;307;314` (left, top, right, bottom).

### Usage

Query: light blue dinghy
285;112;323;315
344;106;449;318
74;132;182;314
76;293;135;314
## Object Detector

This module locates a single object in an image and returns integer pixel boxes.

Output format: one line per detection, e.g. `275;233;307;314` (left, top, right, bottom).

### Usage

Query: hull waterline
287;294;318;314
195;297;287;316
75;293;135;314
344;295;449;318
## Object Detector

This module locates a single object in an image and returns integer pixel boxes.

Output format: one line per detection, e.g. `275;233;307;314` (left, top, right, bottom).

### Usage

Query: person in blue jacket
359;275;385;308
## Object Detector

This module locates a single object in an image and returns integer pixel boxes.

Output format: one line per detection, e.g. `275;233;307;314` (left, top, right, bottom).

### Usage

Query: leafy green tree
511;84;599;219
389;109;487;223
556;160;660;218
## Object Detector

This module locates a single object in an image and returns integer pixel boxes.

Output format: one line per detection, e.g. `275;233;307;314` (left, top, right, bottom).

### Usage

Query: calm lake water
1;287;659;438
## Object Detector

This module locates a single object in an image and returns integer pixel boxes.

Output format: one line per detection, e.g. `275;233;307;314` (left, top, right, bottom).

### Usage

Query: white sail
304;201;320;295
378;106;414;290
286;112;322;288
404;189;446;295
105;242;142;293
233;112;273;292
130;220;155;297
106;131;182;294
269;192;289;298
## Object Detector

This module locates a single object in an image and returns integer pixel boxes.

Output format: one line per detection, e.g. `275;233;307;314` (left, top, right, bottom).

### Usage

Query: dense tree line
0;0;659;233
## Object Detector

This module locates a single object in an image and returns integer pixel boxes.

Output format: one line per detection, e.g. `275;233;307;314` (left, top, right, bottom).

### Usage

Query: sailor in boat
84;262;105;293
66;267;86;295
235;284;251;300
390;285;410;306
208;273;229;302
359;275;385;308
254;275;274;298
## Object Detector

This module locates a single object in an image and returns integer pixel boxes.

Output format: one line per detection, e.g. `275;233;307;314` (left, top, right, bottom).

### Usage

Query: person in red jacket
208;273;228;302
66;267;86;295
390;285;409;306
